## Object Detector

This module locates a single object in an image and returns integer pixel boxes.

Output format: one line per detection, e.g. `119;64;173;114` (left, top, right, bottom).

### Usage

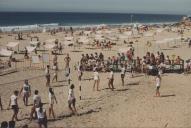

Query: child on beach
48;88;57;119
68;84;77;115
20;79;31;106
45;65;50;87
108;69;114;90
155;74;161;97
93;68;100;91
8;90;19;121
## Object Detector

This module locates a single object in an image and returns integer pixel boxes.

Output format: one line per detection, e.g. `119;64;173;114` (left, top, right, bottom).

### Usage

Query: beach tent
144;32;154;37
46;39;56;43
30;41;39;46
44;43;55;50
118;47;132;53
6;42;20;51
156;28;165;33
63;40;73;46
124;31;132;36
84;31;92;35
64;36;74;41
0;48;13;57
26;46;36;53
78;37;89;44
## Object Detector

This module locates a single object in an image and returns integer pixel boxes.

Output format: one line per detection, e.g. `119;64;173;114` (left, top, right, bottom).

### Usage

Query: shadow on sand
160;94;176;97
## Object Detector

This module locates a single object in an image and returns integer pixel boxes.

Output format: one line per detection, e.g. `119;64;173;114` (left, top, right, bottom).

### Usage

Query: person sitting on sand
31;90;41;120
8;90;19;121
20;79;31;106
93;68;100;91
175;56;182;64
68;84;78;115
45;65;50;87
48;88;57;119
108;69;114;91
36;103;47;128
155;74;161;97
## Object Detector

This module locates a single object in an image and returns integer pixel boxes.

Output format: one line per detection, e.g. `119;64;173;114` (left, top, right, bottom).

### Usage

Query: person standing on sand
108;69;114;91
20;79;31;106
30;90;41;120
52;63;58;82
0;96;3;110
120;65;126;86
36;103;47;128
45;65;50;87
64;53;71;69
93;68;100;91
155;74;161;97
68;84;78;115
48;88;57;119
8;90;19;121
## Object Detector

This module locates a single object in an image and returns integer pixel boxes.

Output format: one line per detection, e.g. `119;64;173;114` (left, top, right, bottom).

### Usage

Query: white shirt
10;95;17;106
49;93;55;105
36;108;46;119
121;67;126;75
156;77;161;87
68;89;75;101
23;84;30;93
109;71;114;79
93;71;99;80
33;95;41;106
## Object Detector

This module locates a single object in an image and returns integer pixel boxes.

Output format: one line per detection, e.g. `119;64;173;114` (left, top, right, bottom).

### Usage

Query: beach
0;22;191;128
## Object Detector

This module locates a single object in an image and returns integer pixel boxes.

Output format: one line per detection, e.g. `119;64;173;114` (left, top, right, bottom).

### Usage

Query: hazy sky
0;0;190;14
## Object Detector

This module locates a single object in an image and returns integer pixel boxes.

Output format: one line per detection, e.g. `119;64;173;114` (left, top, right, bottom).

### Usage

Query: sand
0;26;191;128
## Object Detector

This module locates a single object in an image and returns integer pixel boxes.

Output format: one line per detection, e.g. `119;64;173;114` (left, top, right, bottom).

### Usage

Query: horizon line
0;11;186;16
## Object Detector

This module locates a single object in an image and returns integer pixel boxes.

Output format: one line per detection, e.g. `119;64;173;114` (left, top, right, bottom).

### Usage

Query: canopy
64;36;74;41
30;41;39;46
144;32;154;37
6;42;19;48
44;44;55;50
0;49;13;57
46;39;56;43
118;47;132;53
124;31;132;36
78;37;89;44
26;46;36;53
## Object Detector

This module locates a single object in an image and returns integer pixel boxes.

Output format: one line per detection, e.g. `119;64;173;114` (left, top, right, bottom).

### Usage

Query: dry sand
0;27;191;127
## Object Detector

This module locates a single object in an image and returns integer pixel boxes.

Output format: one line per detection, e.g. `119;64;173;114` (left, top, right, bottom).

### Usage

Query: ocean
0;12;184;32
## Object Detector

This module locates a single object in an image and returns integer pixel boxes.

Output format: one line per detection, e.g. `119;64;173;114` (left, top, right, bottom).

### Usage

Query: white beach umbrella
0;48;13;57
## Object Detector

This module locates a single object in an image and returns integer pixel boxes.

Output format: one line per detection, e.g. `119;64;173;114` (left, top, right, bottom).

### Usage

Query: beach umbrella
0;48;13;57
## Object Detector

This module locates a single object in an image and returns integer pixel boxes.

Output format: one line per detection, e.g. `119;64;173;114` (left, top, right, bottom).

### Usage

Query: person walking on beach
108;69;114;90
120;65;126;86
36;103;47;128
20;79;31;106
93;68;100;91
68;84;77;115
30;90;41;120
8;90;19;121
45;65;50;87
48;88;57;119
155;74;161;97
64;53;71;69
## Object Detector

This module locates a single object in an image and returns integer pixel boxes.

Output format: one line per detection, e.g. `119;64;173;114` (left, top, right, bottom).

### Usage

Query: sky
0;0;190;15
